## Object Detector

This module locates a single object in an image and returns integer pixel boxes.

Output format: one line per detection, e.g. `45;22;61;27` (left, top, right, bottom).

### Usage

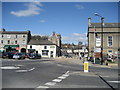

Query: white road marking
36;70;70;88
16;67;35;72
28;67;35;71
36;86;49;88
15;65;23;67
0;66;20;69
62;74;69;77
15;70;28;72
58;76;66;79
65;71;69;74
45;82;56;86
107;81;120;83
52;79;62;82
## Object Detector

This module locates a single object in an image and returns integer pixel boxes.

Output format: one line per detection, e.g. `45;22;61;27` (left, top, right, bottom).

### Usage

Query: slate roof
0;31;30;34
28;39;56;45
89;23;120;28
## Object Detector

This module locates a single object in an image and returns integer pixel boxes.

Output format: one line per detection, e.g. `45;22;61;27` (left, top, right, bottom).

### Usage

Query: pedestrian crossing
36;70;70;88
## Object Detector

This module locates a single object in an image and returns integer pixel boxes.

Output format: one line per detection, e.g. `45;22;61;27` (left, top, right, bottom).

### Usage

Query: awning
4;45;19;49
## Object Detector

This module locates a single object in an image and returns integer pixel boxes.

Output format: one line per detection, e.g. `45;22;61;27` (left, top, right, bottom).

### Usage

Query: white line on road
28;67;35;71
0;66;20;69
45;82;56;86
36;70;70;88
36;85;49;88
52;79;62;82
65;71;69;74
62;74;69;77
107;81;120;83
58;76;66;79
15;67;35;72
15;65;24;67
15;70;28;72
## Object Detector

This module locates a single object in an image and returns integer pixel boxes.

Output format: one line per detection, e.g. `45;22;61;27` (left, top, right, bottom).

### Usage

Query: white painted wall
27;45;57;58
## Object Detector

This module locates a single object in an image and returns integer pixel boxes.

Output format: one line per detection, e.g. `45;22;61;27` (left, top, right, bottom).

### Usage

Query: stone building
27;33;62;58
48;32;62;56
0;28;31;53
27;39;57;58
87;18;120;58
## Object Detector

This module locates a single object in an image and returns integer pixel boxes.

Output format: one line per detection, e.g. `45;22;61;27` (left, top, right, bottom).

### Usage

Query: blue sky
2;2;118;44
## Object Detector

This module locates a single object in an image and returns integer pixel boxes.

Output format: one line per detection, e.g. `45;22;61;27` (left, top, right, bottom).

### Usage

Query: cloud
10;2;43;17
62;33;87;44
40;19;46;23
75;4;84;10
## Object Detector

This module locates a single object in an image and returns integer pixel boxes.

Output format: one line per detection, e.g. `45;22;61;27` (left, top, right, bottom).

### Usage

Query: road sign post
84;61;89;72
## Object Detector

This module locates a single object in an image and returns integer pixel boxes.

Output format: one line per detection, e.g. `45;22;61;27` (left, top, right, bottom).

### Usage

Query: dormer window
44;46;47;49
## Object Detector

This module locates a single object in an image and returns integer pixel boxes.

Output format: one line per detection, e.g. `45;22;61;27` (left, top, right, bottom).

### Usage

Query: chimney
88;18;91;27
101;17;105;26
52;32;55;36
1;28;5;32
57;34;61;39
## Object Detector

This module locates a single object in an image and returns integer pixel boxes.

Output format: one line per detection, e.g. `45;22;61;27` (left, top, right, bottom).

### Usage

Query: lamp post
94;13;104;65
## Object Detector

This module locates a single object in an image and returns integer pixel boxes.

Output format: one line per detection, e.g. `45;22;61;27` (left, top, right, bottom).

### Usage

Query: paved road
1;58;119;90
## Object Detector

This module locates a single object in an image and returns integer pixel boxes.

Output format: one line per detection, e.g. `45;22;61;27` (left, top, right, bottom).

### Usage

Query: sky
2;2;118;45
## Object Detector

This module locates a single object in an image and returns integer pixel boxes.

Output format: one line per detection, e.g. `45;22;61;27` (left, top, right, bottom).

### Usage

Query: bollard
84;61;89;72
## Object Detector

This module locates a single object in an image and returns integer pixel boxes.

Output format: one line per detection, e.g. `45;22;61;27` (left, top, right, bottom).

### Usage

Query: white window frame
15;40;17;44
1;40;3;44
22;40;26;44
8;40;10;44
107;36;113;47
42;50;49;56
108;50;112;53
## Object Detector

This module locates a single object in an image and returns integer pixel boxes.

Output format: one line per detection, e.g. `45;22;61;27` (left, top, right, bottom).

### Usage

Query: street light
94;13;104;65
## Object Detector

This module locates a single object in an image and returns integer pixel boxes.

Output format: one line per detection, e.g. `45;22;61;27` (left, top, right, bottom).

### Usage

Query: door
50;51;53;57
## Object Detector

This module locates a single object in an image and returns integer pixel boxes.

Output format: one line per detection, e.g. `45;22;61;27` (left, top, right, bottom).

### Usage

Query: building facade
48;32;62;56
0;29;31;53
88;18;120;58
27;39;57;58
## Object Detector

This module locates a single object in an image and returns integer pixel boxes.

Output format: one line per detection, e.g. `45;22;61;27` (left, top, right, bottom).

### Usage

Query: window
7;35;10;38
1;40;3;44
8;40;10;44
23;35;26;38
15;40;17;44
108;50;113;55
30;45;32;49
108;50;112;53
108;36;112;47
22;40;26;44
16;35;17;38
42;50;49;56
44;46;47;49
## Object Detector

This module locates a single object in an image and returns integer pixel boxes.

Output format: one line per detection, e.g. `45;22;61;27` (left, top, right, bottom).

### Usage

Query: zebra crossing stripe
45;82;56;86
52;79;62;82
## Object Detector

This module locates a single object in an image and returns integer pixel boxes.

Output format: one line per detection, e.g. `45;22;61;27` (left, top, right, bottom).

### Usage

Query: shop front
4;45;19;52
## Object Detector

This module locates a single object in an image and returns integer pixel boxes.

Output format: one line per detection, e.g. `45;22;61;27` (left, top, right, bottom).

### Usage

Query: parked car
64;54;72;58
2;52;8;59
13;53;25;59
29;53;41;59
21;53;29;58
2;52;14;59
107;57;114;62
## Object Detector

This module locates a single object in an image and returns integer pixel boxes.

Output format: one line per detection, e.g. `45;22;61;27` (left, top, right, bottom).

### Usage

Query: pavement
53;56;118;69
